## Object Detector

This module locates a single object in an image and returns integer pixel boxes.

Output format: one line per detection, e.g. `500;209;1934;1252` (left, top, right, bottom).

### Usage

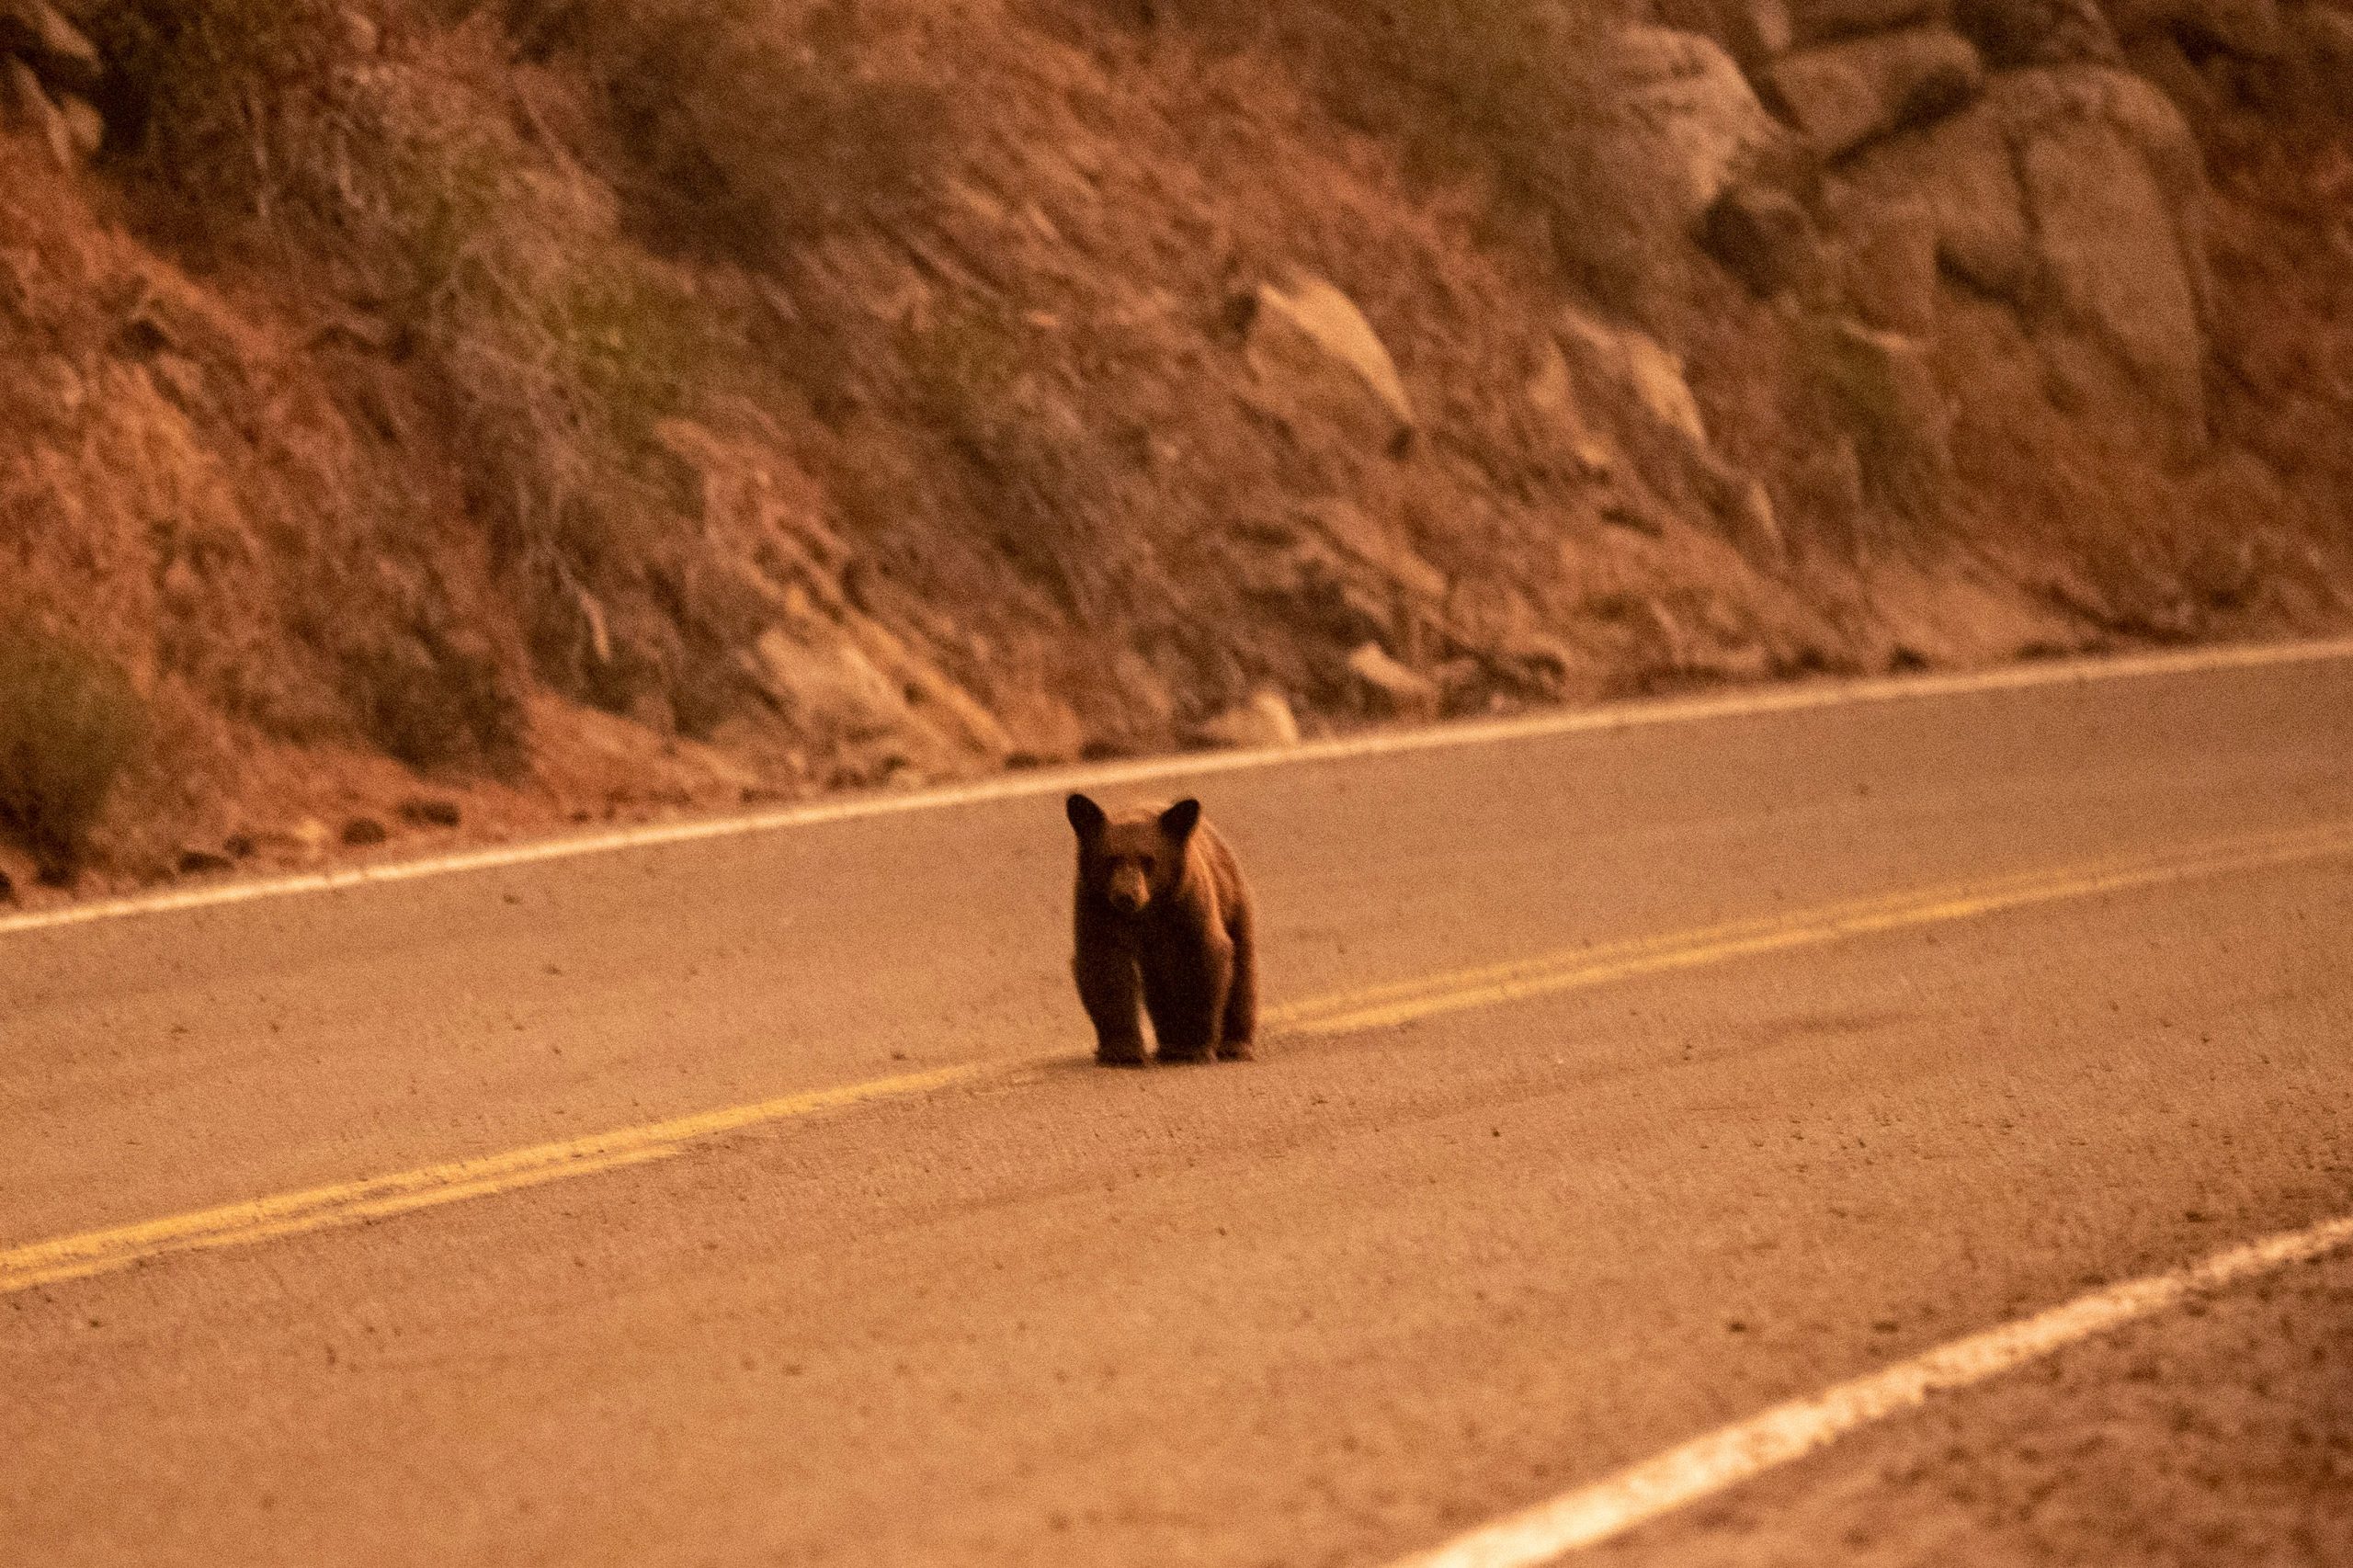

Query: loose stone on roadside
1347;642;1442;718
399;796;463;829
1196;689;1302;751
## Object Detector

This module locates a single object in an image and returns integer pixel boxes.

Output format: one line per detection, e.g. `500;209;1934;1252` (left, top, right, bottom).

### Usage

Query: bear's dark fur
1065;793;1257;1065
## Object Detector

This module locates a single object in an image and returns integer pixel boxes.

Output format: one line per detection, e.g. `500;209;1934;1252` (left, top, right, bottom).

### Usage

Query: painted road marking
6;638;2351;939
1270;818;2353;1038
1384;1210;2353;1568
6;818;2350;1297
0;1063;998;1296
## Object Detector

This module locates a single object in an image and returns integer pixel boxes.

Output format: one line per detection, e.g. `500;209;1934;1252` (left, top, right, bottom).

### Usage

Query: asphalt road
4;650;2351;1566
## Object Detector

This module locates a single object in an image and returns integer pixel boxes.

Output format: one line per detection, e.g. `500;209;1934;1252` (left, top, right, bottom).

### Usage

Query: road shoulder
1591;1244;2353;1565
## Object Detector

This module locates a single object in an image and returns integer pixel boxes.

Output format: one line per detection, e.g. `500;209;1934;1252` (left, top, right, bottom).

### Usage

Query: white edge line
1387;1210;2353;1568
8;637;2352;939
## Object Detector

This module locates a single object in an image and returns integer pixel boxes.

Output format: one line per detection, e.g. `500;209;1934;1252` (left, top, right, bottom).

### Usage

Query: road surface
4;647;2351;1565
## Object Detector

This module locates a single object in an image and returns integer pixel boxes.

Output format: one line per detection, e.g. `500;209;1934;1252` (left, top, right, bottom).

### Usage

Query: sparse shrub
0;625;146;878
97;0;720;717
314;575;533;772
1130;0;1669;308
902;304;1031;461
86;0;377;217
505;0;954;267
900;306;1122;619
1064;0;1274;52
1370;0;1679;308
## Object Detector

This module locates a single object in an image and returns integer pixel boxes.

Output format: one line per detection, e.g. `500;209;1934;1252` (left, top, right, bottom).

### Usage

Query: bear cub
1065;793;1257;1065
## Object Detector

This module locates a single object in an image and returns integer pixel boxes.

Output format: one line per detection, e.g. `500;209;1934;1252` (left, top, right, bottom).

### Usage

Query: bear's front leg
1074;946;1149;1066
1142;938;1232;1064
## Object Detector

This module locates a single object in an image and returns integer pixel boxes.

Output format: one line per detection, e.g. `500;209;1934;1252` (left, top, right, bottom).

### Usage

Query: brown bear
1065;793;1257;1065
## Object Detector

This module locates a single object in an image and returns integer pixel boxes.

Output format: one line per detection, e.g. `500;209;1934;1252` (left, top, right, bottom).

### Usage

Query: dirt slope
1;0;2349;893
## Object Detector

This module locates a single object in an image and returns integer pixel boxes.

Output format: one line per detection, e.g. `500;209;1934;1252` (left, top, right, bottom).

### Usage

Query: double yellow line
1272;818;2353;1037
7;820;2350;1298
0;1064;1002;1296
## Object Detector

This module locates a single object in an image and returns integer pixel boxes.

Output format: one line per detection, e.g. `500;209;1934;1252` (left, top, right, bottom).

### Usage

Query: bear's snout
1107;864;1151;914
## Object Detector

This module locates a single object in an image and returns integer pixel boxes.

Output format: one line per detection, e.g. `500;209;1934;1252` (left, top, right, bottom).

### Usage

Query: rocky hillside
2;0;2349;894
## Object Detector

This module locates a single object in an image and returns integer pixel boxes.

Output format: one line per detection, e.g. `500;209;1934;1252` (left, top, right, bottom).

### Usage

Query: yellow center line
1273;821;2353;1037
6;821;2350;1298
0;1064;999;1296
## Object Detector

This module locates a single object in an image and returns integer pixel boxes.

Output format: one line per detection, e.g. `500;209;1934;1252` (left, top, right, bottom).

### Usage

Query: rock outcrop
1838;65;2211;444
1700;182;1823;297
0;0;100;169
3;0;2348;890
1587;26;1794;230
0;0;98;96
1244;274;1418;452
1765;27;1987;158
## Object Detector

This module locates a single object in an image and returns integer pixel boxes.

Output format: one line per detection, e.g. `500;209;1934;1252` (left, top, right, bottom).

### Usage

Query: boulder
1557;306;1711;448
1244;275;1415;450
1765;28;1985;160
1;56;73;169
1697;464;1790;560
1653;0;1794;66
1954;0;2122;62
338;5;381;55
1804;316;1953;494
1699;182;1823;298
2124;28;2221;118
398;796;463;828
1196;690;1302;750
1843;95;2033;300
1552;306;1786;556
1826;194;1942;331
2017;106;2205;425
1789;0;1947;43
1545;26;1795;310
2095;63;2212;195
0;0;99;97
1346;642;1441;718
1224;516;1395;649
1299;499;1449;603
1525;342;1618;479
58;86;96;155
2290;6;2353;110
1838;62;2211;439
1588;27;1790;227
2107;0;2286;56
751;625;913;744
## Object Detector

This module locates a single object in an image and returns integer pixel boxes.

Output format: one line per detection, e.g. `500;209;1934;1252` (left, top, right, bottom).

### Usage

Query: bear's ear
1158;798;1202;843
1066;792;1108;840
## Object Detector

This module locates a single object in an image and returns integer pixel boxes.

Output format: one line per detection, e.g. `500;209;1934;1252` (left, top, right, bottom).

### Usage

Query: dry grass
501;0;954;268
898;303;1125;619
1098;0;1667;309
1371;0;1696;309
93;0;733;728
8;0;2343;889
